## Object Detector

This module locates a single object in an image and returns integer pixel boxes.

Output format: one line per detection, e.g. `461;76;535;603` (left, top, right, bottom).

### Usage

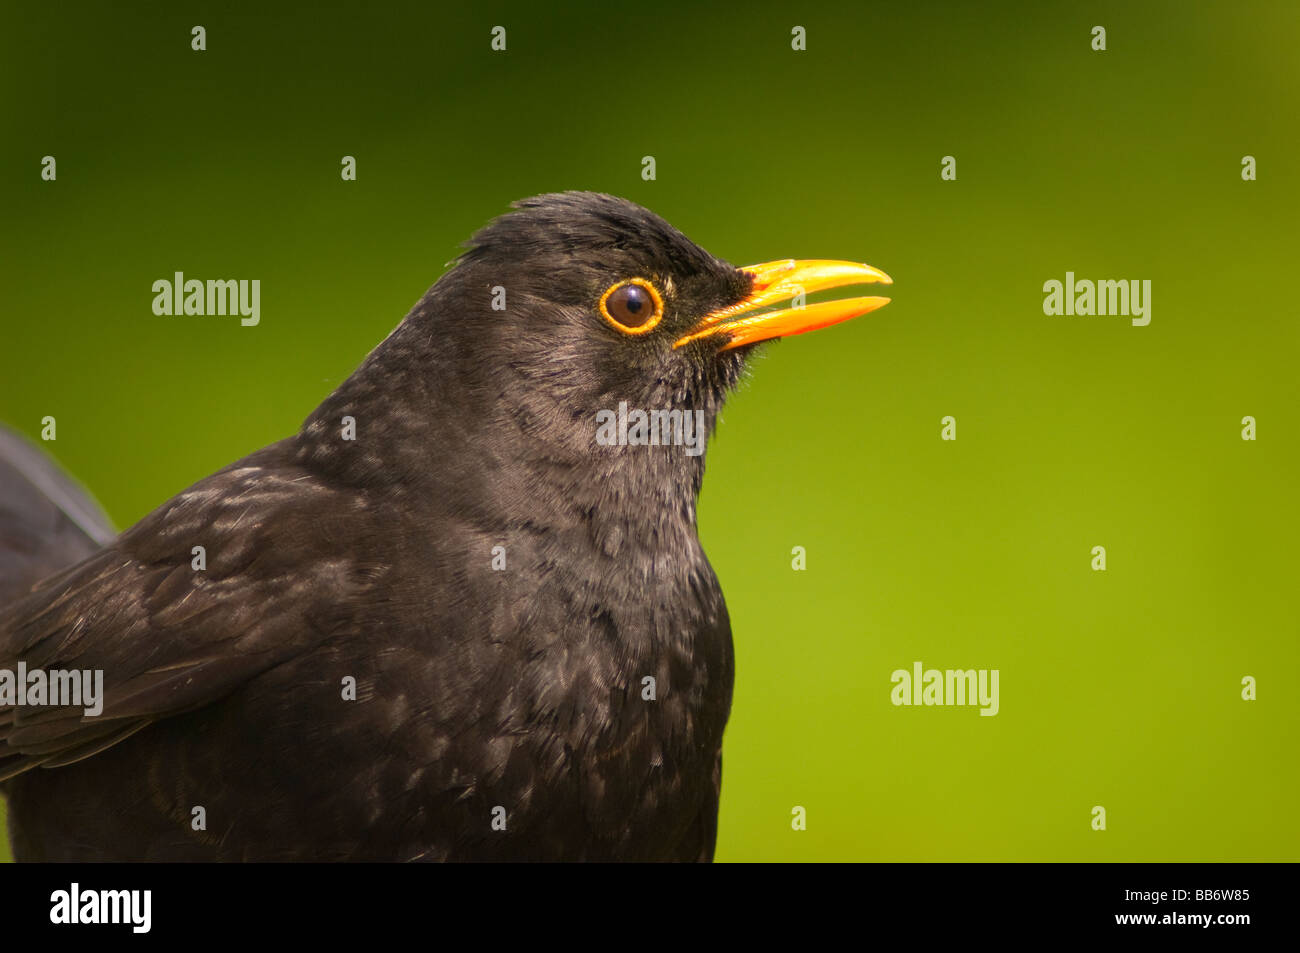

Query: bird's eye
598;278;664;335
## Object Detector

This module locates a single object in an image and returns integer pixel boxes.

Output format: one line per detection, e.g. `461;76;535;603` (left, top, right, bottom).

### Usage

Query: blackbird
0;192;890;861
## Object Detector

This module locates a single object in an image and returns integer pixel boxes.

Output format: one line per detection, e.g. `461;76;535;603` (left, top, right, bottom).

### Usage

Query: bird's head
432;192;892;454
301;192;891;509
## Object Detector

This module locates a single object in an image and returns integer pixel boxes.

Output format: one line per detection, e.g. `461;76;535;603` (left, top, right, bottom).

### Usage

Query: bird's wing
0;425;115;603
0;447;367;781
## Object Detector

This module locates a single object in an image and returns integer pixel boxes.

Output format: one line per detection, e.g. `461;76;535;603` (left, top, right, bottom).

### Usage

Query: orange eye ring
598;278;664;335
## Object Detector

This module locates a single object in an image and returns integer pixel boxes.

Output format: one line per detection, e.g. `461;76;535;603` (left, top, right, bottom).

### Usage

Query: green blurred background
2;0;1296;861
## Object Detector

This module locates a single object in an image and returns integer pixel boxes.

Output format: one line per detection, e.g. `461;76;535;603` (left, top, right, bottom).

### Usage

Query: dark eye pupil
610;284;654;327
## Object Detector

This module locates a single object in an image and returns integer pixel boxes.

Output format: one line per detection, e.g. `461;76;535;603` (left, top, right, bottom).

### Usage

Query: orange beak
674;259;893;350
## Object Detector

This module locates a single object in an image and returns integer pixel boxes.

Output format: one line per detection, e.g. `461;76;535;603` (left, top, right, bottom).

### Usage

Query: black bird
0;192;890;861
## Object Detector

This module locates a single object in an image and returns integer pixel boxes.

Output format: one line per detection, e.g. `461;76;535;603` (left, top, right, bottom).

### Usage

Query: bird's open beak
674;259;893;350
